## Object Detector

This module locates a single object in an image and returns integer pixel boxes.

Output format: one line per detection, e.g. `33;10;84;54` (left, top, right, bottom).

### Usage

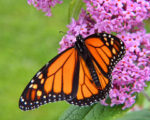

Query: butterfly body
75;34;100;87
19;33;125;111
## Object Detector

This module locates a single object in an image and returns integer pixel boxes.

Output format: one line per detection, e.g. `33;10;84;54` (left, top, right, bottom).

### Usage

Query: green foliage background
0;0;150;120
0;0;70;120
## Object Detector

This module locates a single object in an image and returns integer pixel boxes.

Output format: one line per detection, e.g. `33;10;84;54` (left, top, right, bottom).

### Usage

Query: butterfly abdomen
85;57;101;87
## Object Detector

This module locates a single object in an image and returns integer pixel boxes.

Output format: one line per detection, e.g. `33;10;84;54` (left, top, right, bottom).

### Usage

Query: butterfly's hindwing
67;56;111;106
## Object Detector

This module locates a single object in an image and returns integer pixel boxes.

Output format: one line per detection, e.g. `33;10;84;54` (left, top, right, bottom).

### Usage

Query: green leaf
59;103;127;120
136;92;145;106
68;0;85;23
118;109;150;120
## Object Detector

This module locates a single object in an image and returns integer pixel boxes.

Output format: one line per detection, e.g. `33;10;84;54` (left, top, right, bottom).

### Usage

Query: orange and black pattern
67;56;111;106
67;33;125;106
19;48;80;110
19;33;125;111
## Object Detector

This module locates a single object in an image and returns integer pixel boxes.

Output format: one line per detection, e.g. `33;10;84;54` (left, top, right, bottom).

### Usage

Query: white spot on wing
36;72;41;77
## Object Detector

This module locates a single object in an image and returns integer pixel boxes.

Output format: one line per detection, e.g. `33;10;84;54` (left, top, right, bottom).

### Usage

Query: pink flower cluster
59;0;150;109
27;0;63;16
27;0;150;109
85;0;150;33
110;31;150;110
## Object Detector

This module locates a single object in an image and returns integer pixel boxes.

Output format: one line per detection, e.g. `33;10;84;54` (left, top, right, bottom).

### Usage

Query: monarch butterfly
19;33;125;111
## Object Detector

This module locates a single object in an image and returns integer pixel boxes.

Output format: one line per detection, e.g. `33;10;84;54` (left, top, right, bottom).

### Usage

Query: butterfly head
76;34;84;43
75;34;87;55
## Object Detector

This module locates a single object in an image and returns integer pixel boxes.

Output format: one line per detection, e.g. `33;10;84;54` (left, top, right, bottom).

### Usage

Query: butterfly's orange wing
67;33;125;106
85;33;125;75
67;56;111;106
19;47;79;111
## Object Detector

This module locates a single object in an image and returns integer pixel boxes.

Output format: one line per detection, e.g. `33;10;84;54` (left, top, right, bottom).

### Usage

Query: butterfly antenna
59;31;67;35
78;10;88;35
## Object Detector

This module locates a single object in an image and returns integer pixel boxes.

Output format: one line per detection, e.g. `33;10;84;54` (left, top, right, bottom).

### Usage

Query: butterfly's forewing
19;47;80;111
67;33;125;106
85;33;125;77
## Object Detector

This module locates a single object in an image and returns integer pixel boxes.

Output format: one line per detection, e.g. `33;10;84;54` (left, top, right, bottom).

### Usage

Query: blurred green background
0;0;70;120
0;0;150;120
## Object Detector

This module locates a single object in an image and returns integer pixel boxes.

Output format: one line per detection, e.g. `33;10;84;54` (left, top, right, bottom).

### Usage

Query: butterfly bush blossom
28;0;150;109
27;0;63;16
59;0;150;110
